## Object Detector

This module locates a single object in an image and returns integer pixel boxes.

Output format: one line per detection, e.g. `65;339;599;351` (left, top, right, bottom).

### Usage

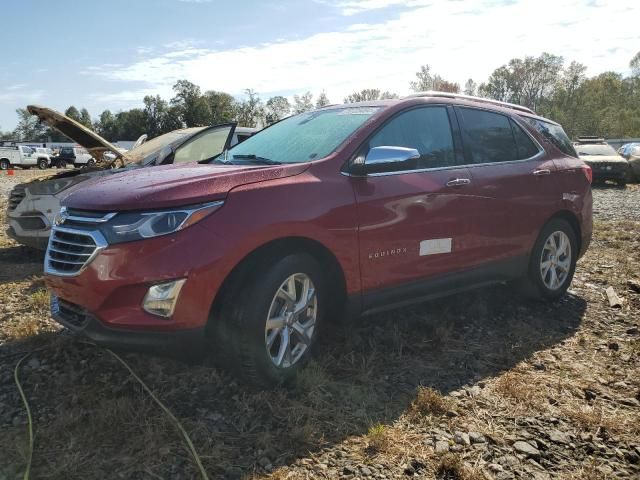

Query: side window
510;119;540;159
521;116;577;158
458;107;517;164
173;126;232;164
368;106;455;169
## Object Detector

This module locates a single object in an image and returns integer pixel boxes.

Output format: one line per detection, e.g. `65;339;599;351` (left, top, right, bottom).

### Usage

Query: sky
1;0;638;131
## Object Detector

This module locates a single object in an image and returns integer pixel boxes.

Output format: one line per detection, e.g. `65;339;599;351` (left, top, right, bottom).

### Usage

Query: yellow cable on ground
14;354;34;480
105;349;210;480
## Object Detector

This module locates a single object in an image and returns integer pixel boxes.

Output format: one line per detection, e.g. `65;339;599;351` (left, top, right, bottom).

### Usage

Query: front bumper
51;295;206;354
588;163;629;182
6;226;49;250
7;190;59;250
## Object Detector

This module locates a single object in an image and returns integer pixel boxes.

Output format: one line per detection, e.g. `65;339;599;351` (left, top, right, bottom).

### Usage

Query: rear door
454;106;559;265
351;105;478;297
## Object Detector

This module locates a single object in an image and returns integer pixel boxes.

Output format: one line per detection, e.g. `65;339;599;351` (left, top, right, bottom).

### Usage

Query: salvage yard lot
0;170;638;479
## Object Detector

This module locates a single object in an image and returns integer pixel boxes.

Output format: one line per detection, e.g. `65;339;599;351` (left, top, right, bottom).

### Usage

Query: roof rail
405;91;535;114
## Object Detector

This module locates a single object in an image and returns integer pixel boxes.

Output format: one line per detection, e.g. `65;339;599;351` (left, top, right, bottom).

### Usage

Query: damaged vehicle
43;93;592;385
7;105;257;249
574;137;630;186
618;142;640;182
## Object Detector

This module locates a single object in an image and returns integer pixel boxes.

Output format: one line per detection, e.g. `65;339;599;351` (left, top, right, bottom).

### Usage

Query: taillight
582;165;592;184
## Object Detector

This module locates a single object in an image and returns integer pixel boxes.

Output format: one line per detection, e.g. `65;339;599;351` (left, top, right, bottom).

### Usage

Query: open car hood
27;105;125;164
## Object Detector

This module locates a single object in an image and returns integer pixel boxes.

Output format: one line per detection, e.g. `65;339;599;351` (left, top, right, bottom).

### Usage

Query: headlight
98;201;224;244
27;177;85;196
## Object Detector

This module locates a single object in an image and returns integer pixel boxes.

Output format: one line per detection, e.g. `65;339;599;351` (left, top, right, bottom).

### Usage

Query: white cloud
0;89;44;104
85;0;639;107
314;0;430;16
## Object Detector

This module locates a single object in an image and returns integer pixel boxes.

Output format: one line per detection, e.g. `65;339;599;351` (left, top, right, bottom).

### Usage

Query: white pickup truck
0;145;50;170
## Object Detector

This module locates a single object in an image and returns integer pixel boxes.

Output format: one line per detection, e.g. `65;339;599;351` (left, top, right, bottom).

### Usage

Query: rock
627;279;640;293
258;456;271;469
360;466;372;476
533;362;546;371
343;465;357;475
513;441;541;458
626;327;639;335
469;431;486;444
548;430;571;445
619;397;640;407
487;463;503;472
454;431;470;446
608;342;620;351
497;455;519;467
26;357;40;369
584;389;597;401
605;286;623;308
435;441;449;453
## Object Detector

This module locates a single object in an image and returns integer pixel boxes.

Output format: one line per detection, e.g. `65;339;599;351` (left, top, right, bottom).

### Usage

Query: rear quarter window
521;116;577;158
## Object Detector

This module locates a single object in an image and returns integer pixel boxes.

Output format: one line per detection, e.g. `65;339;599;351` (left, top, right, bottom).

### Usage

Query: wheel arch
206;236;348;334
545;209;582;254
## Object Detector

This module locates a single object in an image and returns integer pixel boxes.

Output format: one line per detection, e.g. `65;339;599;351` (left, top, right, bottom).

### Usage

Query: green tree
265;96;291;123
14;108;46;141
143;95;168;138
463;79;477;96
171;80;211;127
410;64;460;93
234;89;264;128
203;90;235;124
315;90;331;108
343;89;397;103
630;51;640;77
292;91;314;114
79;108;93;128
64;106;81;123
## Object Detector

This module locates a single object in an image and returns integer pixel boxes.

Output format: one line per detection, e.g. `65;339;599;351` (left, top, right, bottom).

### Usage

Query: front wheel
215;253;326;385
0;159;9;170
37;158;48;170
522;219;578;301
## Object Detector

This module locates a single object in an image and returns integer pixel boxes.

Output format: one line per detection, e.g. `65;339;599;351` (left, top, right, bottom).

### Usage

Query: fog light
142;279;186;318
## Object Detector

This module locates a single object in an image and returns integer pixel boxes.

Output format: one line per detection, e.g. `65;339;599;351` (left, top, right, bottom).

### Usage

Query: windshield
122;127;206;166
576;144;618;156
219;106;381;164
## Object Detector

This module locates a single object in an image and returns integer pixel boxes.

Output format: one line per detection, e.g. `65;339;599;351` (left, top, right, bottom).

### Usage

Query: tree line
3;51;639;143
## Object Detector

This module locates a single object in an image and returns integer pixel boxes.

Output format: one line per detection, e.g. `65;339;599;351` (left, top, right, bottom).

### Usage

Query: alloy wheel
265;273;317;368
540;230;572;290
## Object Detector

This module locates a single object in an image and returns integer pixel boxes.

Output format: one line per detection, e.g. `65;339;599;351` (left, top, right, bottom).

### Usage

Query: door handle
533;169;551;176
446;178;471;187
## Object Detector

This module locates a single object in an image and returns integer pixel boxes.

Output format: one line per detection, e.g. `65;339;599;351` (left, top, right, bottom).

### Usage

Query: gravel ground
0;174;638;479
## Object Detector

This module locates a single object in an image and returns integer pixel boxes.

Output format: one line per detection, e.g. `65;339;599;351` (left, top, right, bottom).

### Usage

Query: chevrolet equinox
44;92;593;384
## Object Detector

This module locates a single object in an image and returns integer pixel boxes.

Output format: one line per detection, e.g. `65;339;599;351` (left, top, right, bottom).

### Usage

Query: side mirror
356;146;420;175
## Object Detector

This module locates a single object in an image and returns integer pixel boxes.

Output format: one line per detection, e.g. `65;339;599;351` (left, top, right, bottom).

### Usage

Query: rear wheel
0;159;9;170
521;219;577;301
214;253;325;385
37;158;48;170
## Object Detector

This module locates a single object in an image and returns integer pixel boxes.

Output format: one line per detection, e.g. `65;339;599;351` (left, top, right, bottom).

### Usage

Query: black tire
37;158;48;170
521;218;578;301
87;159;95;167
0;159;9;170
55;159;67;169
214;253;326;386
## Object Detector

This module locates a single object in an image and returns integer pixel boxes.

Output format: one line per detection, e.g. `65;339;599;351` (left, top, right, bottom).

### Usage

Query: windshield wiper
232;154;282;165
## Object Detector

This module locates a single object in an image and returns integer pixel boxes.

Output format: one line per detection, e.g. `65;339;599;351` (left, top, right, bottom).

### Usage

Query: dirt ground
0;170;638;479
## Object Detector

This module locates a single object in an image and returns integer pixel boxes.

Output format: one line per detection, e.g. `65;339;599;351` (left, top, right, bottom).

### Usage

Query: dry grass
365;423;389;453
436;454;487;480
410;386;450;417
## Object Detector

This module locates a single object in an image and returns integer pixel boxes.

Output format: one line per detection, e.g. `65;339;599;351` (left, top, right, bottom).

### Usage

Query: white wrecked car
7;105;257;249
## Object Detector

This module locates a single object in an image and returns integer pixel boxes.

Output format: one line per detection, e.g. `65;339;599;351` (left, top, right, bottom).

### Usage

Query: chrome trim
365;146;420;165
44;226;108;277
60;208;117;224
342;150;547;178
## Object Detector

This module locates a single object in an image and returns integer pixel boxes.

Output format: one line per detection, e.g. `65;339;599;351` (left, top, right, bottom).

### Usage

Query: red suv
45;93;592;384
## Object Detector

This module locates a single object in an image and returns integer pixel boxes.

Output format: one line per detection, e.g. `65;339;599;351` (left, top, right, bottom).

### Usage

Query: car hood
579;155;628;164
62;162;310;211
27;105;124;163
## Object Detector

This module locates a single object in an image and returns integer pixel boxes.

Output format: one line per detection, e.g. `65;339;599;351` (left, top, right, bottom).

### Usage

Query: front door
351;106;479;300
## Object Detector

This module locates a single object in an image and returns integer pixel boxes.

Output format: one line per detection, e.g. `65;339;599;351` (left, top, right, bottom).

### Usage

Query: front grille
8;185;26;211
45;209;114;276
